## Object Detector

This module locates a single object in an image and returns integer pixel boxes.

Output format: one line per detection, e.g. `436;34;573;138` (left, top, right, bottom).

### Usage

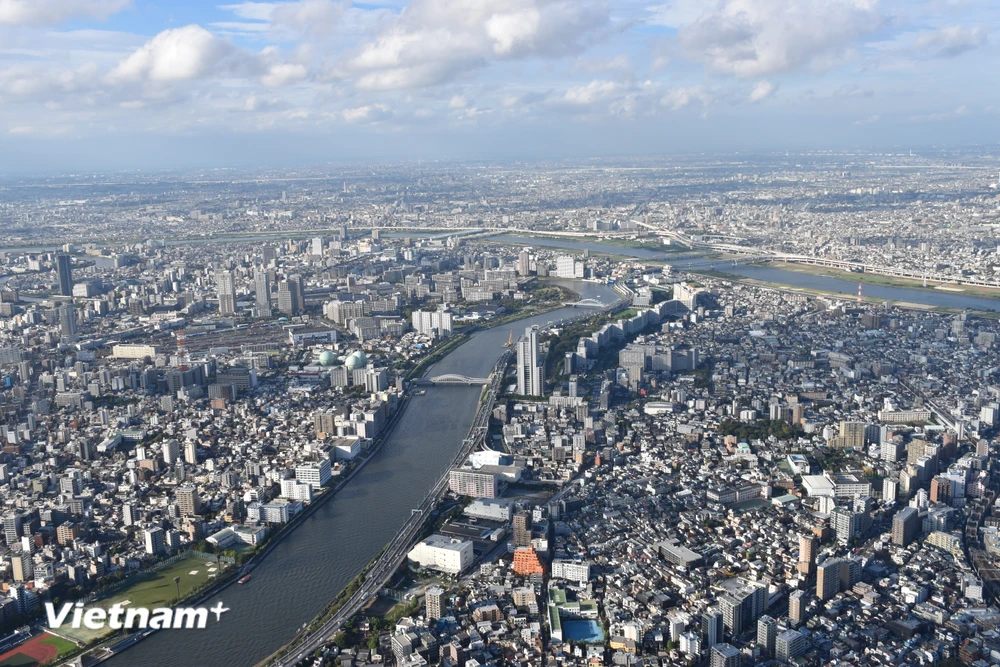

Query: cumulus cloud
0;0;129;26
678;0;882;77
261;62;307;86
661;85;711;110
915;25;987;58
748;80;776;102
106;25;251;83
562;79;622;105
343;0;610;90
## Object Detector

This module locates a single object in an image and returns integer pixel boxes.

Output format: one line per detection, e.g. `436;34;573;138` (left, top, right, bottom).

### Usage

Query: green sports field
58;555;229;644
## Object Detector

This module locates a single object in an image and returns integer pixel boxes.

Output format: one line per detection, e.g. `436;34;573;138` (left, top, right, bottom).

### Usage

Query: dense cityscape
0;154;995;667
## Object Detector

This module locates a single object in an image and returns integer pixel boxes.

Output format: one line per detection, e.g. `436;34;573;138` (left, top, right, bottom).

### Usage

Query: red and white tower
176;329;190;371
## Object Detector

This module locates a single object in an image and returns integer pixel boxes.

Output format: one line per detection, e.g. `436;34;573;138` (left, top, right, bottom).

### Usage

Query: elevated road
270;352;511;667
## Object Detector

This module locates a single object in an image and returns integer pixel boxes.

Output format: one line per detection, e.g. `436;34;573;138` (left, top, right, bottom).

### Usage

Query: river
492;235;1000;313
109;279;618;667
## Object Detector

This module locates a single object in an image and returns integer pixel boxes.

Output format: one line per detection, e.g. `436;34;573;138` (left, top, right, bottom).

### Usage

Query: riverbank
87;384;417;666
771;261;1000;300
692;268;999;316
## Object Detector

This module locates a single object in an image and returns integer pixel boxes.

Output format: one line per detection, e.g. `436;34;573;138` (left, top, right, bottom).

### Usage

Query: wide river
496;235;1000;313
110;279;618;667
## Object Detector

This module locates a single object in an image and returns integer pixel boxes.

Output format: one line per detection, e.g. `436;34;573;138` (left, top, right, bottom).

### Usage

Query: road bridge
411;374;490;386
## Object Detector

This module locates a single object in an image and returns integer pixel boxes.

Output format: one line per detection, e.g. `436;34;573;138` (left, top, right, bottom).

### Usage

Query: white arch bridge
566;298;605;308
412;374;490;386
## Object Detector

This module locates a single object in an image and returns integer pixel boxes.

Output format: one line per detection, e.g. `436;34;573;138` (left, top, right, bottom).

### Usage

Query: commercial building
295;459;332;489
112;344;161;359
407;535;473;575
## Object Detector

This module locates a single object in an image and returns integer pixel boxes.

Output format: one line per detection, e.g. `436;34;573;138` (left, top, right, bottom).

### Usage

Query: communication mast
177;329;190;371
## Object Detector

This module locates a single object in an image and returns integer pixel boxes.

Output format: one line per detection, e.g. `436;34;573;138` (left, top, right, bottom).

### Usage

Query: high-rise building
254;267;272;318
311;237;324;256
277;275;304;315
176;485;201;516
757;615;777;657
709;643;741;667
216;269;237;316
892;506;921;547
162;440;180;465
411;310;453;339
788;590;807;626
184;440;198;466
513;510;532;547
817;559;841;601
516;325;542;396
930;476;952;504
797;534;817;575
59;303;77;337
425;585;445;620
144;526;165;555
518;250;531;276
122;503;136;527
776;629;807;662
55;254;73;296
720;580;767;635
702;610;723;649
11;550;33;582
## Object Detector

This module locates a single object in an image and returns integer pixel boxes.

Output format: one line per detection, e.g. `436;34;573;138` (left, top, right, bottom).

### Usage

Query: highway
271;351;510;667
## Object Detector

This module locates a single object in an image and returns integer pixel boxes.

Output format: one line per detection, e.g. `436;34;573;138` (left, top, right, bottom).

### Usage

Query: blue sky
0;0;997;170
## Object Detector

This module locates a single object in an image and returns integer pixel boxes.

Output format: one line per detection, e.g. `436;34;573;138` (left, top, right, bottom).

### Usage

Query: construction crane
504;329;514;348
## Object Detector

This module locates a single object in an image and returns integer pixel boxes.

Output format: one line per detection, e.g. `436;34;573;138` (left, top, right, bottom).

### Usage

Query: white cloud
678;0;882;77
344;0;610;90
915;25;987;58
562;79;622;105
106;25;249;83
271;0;347;37
261;62;307;86
660;84;710;110
448;95;468;108
341;103;390;123
0;0;130;26
748;79;775;102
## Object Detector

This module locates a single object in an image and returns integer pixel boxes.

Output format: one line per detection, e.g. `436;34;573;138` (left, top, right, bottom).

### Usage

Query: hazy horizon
0;0;998;171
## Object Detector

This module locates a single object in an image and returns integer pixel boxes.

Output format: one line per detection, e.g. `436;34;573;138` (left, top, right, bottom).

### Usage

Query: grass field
58;555;228;644
0;633;76;667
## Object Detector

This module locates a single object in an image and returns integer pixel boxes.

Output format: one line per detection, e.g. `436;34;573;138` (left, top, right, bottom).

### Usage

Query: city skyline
1;0;998;170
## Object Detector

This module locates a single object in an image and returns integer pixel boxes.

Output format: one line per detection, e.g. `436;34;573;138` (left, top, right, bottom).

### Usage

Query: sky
0;0;998;170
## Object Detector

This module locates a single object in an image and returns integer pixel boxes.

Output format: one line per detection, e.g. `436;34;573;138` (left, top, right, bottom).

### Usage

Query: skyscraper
55;254;73;296
216;269;237;316
516;325;542;396
254;267;272;318
59;303;77;337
